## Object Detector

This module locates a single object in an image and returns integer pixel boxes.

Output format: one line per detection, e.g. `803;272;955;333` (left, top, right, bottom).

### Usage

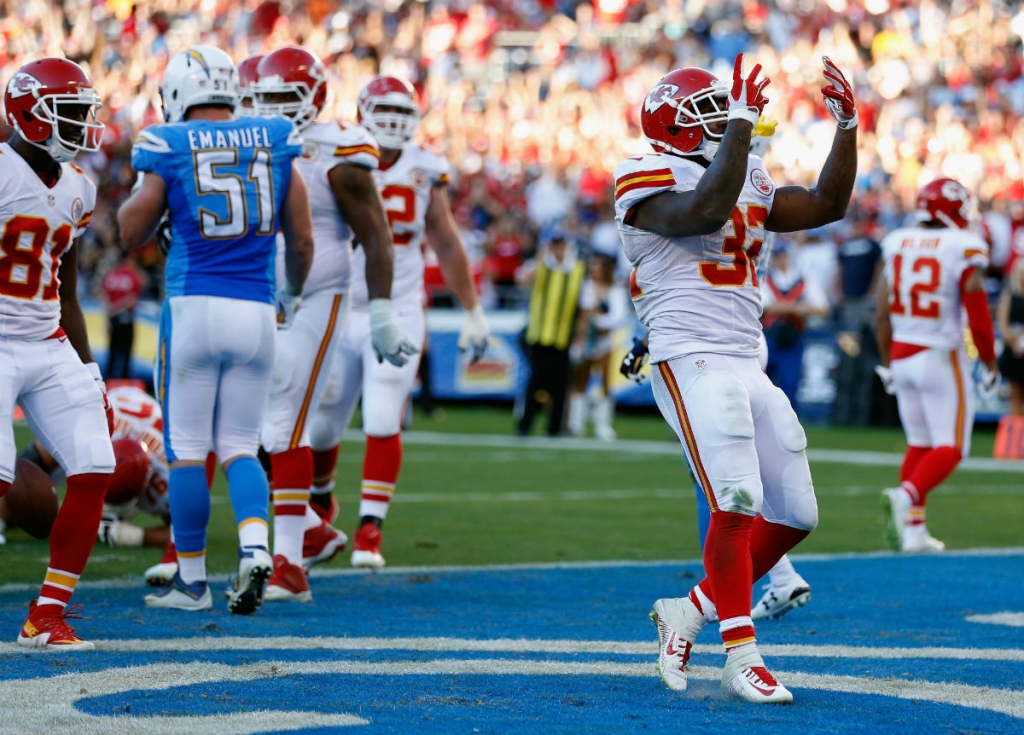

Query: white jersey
350;142;451;308
0;143;96;340
880;226;988;350
107;385;169;516
275;120;380;296
614;152;776;363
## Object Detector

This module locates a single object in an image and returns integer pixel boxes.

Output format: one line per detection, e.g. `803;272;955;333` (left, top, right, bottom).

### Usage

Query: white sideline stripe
1;658;1022;735
967;613;1024;628
1;635;1022;662
1;548;1023;593
374;430;1024;473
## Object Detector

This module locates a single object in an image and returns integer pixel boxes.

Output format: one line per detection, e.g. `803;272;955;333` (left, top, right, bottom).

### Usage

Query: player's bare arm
329;163;394;298
279;161;314;292
425;185;479;310
767;57;858;233
56;239;94;364
117;172;168;248
962;267;999;373
630;54;769;238
875;275;893;367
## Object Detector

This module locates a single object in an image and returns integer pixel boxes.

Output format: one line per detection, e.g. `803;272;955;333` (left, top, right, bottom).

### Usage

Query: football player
617;54;857;702
875;177;997;552
247;48;415;601
0;57;115;649
118;45;314;615
307;75;491;569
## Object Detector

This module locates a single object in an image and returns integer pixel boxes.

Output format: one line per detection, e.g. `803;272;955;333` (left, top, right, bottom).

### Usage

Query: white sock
767;554;796;587
178;553;206;585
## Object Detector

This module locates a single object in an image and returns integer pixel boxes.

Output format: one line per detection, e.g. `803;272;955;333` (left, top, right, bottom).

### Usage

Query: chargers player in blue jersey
117;45;314;615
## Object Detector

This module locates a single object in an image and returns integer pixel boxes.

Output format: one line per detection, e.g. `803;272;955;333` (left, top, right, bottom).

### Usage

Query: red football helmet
357;76;420;149
916;177;972;229
640;68;729;161
252;46;327;131
237;54;264;109
106;438;153;508
4;57;104;163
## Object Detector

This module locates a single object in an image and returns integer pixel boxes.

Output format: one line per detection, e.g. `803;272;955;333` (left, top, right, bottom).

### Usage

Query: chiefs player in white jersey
0;58;116;649
248;47;415;602
875;178;997;553
616;54;858;703
307;75;490;569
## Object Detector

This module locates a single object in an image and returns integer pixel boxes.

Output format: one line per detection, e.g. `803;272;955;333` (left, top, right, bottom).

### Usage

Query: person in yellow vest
761;241;831;408
515;227;587;436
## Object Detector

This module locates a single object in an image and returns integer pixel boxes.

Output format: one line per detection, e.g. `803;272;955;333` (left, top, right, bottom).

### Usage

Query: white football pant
156;295;276;463
261;290;350;453
310;303;425;447
651;353;818;531
0;337;115;482
890;347;973;453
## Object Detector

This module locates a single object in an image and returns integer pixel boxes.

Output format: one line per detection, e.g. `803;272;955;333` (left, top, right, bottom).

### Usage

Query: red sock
38;472;107;612
0;479;9;499
749;515;811;581
900;446;930;483
905;446;961;501
313;445;340;489
703;511;755;648
360;434;402;519
205;452;217;488
270;447;313;517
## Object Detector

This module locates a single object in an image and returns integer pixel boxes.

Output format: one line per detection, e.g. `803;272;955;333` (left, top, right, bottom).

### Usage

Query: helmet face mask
251;46;326;131
5;59;105;163
160;45;239;123
357;76;420;149
641;69;729;162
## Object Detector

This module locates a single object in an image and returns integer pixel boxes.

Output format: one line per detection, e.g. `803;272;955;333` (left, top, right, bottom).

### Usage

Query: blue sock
168;466;210;554
226;456;270;528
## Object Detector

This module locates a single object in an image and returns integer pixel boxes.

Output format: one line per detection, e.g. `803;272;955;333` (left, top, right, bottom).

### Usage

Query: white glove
875;365;896;396
457;305;490;364
275;287;302;330
979;367;1000;400
369;298;418;366
97;511;144;547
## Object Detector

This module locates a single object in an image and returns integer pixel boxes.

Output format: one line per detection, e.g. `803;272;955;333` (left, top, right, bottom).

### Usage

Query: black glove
620;337;650;384
156;215;172;256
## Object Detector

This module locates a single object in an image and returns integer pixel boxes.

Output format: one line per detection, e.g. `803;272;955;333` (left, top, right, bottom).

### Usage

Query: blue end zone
1;551;1021;734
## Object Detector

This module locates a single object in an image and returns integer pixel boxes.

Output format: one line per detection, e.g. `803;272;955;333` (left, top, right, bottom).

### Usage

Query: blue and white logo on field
1;551;1023;735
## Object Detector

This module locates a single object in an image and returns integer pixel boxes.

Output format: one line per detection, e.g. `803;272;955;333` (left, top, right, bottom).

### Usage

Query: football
5;458;59;540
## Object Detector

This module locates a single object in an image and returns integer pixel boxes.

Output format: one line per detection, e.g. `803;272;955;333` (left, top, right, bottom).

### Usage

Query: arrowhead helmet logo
644;83;680;115
7;71;43;100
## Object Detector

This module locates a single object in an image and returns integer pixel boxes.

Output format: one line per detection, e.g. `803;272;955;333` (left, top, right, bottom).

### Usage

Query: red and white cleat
350;522;386;568
721;644;793;703
649;596;708;691
144;541;178;587
265;554;313;603
302;520;347;569
17;602;95;651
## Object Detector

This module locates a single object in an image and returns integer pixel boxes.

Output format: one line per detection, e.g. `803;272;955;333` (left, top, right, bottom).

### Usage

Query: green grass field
2;406;1020;586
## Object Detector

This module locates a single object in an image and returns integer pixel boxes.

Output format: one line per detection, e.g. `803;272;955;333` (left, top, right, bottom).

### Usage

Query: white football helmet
161;45;238;123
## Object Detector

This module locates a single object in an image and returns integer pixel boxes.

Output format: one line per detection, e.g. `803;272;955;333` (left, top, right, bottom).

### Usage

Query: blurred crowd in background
3;0;1024;423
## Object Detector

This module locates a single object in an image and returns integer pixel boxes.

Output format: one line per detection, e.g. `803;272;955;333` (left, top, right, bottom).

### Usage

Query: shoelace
35;603;87;640
749;666;779;686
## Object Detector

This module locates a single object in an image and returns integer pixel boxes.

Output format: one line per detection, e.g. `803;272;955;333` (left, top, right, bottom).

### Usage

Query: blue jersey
131;116;303;303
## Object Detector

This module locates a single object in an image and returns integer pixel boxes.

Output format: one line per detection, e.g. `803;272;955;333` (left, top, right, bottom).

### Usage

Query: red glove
727;53;770;126
821;56;858;129
86;362;115;435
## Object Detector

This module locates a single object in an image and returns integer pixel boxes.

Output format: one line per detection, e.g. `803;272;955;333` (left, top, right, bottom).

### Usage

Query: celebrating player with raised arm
306;75;491;569
875;177;997;553
118;45;314;615
245;46;414;602
1;57;116;649
616;54;857;702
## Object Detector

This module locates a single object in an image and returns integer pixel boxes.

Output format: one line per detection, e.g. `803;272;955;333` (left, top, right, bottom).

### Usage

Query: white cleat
901;524;946;553
721;644;793;704
226;546;273;615
751;573;812;620
649;596;708;691
880;487;911;552
144;573;213;611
